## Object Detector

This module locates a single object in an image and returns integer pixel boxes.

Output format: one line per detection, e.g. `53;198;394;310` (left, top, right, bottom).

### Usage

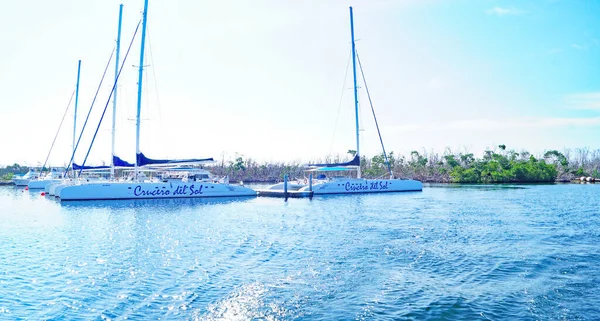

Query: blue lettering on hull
344;181;389;192
134;184;204;197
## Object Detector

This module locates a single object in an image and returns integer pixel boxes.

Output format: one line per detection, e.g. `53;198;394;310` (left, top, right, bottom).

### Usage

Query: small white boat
267;167;422;195
27;169;66;189
266;7;422;196
12;169;40;186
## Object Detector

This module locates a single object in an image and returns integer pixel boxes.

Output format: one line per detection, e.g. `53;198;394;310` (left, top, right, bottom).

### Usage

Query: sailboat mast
349;6;361;179
111;4;124;180
135;0;149;180
73;60;81;178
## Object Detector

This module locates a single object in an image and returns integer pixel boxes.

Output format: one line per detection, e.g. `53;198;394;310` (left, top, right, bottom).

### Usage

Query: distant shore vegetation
0;163;29;181
211;145;597;183
2;145;599;184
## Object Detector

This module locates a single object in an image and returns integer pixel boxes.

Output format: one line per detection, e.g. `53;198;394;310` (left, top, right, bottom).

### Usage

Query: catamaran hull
47;181;72;196
12;179;30;186
12;170;40;186
58;181;257;201
48;179;108;196
305;178;422;195
28;179;63;189
265;182;306;191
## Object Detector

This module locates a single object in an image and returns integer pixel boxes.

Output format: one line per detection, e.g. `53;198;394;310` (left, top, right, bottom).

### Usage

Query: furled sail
307;155;360;168
72;163;110;170
113;155;134;167
73;155;134;170
136;152;214;166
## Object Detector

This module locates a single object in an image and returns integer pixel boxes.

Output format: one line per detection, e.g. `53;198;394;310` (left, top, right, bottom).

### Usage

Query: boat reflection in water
59;195;253;209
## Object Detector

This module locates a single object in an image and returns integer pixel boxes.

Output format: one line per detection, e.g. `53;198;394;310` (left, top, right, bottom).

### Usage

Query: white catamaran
27;168;65;189
12;169;41;187
57;0;256;201
267;7;422;195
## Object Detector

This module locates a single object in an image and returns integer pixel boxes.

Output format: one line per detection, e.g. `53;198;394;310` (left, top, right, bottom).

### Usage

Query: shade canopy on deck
305;166;356;172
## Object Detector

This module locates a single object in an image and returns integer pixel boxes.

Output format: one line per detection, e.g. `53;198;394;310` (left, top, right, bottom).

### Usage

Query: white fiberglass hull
28;179;63;189
12;170;40;186
266;182;306;191
12;178;30;186
47;178;107;195
47;181;72;195
301;178;422;195
58;181;257;201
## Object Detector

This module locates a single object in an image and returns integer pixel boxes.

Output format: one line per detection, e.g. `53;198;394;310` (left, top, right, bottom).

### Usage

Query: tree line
2;145;599;183
0;164;30;181
209;145;600;183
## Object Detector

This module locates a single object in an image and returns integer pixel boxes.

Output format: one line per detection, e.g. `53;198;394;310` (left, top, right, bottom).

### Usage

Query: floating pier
579;176;596;182
571;176;597;184
256;174;313;199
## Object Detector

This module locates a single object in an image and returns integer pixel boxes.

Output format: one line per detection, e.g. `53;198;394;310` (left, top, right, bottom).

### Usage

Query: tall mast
135;0;149;180
73;60;82;178
111;4;124;180
349;7;361;179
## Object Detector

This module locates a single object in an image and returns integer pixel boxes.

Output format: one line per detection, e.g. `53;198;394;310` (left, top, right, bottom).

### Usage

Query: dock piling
283;174;288;199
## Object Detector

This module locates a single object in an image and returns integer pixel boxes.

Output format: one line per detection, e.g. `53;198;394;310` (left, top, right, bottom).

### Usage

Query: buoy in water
41;192;46;196
25;186;29;190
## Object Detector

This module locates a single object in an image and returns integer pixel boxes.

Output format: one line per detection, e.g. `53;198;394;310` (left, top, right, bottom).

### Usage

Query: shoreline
0;179;588;187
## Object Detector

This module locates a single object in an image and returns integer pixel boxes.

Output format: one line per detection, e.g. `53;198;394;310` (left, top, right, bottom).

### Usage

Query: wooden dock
257;189;313;198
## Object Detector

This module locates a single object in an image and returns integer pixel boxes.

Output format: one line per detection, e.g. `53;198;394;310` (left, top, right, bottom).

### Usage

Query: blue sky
1;0;600;166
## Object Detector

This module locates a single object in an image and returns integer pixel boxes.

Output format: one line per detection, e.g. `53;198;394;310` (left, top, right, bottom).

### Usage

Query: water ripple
1;184;600;320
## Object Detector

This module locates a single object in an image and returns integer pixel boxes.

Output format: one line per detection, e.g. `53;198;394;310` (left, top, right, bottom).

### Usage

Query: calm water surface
0;184;599;320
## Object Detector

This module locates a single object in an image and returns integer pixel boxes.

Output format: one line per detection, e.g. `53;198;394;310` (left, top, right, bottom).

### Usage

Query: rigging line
356;50;393;178
329;47;353;155
143;46;150;121
146;26;164;146
63;47;116;177
78;20;142;177
40;90;76;176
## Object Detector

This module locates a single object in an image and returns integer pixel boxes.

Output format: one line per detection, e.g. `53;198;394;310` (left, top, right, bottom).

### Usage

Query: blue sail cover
73;163;110;170
113;155;134;167
136;152;214;166
308;155;360;168
73;155;133;170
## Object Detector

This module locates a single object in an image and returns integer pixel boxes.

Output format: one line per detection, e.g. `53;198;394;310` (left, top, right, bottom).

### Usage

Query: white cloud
564;92;600;110
486;7;523;16
571;44;587;50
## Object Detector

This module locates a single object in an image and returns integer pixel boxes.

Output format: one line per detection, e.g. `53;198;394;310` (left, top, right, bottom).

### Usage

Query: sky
1;0;600;167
